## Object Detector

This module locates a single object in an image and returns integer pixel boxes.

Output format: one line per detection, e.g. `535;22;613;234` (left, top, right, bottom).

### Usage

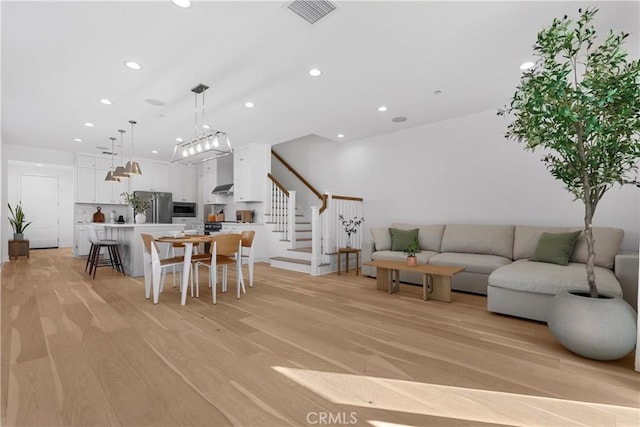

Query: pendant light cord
129;120;136;160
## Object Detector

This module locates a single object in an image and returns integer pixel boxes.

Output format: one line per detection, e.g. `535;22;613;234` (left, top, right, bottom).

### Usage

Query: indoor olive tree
498;8;640;297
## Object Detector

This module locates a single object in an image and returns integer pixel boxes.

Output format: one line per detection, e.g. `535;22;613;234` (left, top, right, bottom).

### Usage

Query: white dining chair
140;233;185;304
194;233;244;304
168;230;206;296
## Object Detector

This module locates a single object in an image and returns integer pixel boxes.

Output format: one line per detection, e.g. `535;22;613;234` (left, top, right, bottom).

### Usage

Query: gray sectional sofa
361;223;638;322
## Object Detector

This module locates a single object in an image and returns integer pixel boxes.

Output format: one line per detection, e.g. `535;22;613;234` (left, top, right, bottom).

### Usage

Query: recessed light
73;138;83;142
172;0;191;8
202;124;210;129
392;116;407;123
176;137;184;142
433;90;443;95
151;150;159;154
520;61;534;70
309;68;322;77
337;134;345;138
124;61;142;70
36;164;43;167
377;106;388;112
244;102;255;108
84;122;94;127
100;98;112;105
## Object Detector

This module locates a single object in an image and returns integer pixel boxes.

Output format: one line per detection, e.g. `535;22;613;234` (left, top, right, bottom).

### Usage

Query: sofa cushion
488;259;622;296
390;228;419;252
370;227;391;251
372;250;438;264
530;231;581;266
571;227;623;269
514;225;574;260
429;252;512;275
391;223;445;252
514;225;623;269
440;224;515;259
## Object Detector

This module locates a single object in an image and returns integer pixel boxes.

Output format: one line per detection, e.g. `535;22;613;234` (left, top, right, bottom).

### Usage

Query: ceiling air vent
287;0;337;24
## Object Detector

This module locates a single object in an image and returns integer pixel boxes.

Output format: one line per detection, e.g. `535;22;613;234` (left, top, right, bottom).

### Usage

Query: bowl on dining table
166;230;183;238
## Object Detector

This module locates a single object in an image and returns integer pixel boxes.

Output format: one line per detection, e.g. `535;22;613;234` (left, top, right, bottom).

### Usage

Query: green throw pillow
389;228;420;252
530;231;581;266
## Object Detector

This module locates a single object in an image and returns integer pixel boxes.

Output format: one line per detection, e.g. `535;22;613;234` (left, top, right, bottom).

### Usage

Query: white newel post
323;193;336;255
288;191;296;249
311;206;321;276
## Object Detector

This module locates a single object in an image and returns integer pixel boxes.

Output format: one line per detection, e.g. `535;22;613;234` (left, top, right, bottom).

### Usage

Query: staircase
265;151;363;276
266;204;334;274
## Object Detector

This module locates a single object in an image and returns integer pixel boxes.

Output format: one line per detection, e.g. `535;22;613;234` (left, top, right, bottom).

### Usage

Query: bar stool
86;225;125;278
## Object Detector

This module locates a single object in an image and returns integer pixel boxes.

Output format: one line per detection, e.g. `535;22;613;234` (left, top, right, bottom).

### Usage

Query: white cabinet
75;155;129;204
74;226;91;256
130;161;171;192
76;167;96;203
171;164;197;202
220;224;267;261
233;144;270;202
201;160;218;205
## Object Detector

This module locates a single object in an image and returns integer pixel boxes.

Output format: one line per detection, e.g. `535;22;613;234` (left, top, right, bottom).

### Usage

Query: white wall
275;108;639;251
2;145;75;261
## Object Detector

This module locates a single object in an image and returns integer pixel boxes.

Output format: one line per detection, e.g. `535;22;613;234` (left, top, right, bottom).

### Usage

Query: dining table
153;233;244;305
154;235;212;305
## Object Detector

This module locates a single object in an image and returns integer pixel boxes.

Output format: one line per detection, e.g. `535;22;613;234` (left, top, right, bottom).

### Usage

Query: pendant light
104;137;120;182
113;129;128;179
171;83;232;164
124;120;142;175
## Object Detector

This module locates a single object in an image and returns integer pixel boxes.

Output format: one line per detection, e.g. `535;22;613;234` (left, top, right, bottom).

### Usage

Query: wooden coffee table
363;259;464;302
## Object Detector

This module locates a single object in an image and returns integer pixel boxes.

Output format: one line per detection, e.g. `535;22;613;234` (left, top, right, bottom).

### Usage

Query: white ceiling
2;1;638;163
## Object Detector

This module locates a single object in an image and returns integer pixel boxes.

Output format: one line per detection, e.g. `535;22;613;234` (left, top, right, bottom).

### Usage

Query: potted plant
499;8;640;360
121;192;153;223
338;214;364;248
404;238;419;267
8;202;32;240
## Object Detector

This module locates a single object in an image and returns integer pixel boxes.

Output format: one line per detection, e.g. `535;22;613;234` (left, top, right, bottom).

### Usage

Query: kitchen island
103;223;186;277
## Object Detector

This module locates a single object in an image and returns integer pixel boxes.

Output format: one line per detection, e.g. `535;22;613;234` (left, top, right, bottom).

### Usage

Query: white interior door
20;174;59;248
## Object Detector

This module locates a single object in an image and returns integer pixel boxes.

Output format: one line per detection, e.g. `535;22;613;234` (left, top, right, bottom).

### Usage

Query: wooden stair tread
288;248;312;253
270;256;330;267
270;257;310;266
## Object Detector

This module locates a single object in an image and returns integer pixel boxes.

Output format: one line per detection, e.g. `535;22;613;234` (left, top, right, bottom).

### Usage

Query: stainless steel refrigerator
133;191;173;224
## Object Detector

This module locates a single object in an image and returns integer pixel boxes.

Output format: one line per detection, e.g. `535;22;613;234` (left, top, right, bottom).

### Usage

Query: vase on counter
135;212;146;224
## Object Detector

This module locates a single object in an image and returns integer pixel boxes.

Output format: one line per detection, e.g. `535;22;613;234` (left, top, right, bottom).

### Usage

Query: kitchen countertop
103;223;186;228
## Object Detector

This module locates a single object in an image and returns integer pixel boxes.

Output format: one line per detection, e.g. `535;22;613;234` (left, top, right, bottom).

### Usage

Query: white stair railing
268;175;297;249
312;193;364;274
268;176;289;241
287;191;296;249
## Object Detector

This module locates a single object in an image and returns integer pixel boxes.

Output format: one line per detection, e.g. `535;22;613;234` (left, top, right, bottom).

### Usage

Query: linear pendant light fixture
124;120;142;175
113;129;128;179
171;83;232;164
104;137;120;182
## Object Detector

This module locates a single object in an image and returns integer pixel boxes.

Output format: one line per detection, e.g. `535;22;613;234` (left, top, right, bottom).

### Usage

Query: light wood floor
2;248;639;427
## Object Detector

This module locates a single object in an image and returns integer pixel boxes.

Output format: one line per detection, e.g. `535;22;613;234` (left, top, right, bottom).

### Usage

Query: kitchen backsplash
75;203;132;223
204;201;263;223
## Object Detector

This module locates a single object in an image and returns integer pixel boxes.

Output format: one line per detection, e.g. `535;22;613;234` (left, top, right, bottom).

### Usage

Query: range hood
212;183;234;194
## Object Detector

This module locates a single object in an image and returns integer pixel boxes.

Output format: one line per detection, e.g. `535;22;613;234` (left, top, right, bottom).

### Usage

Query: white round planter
135;213;146;224
548;290;637;361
